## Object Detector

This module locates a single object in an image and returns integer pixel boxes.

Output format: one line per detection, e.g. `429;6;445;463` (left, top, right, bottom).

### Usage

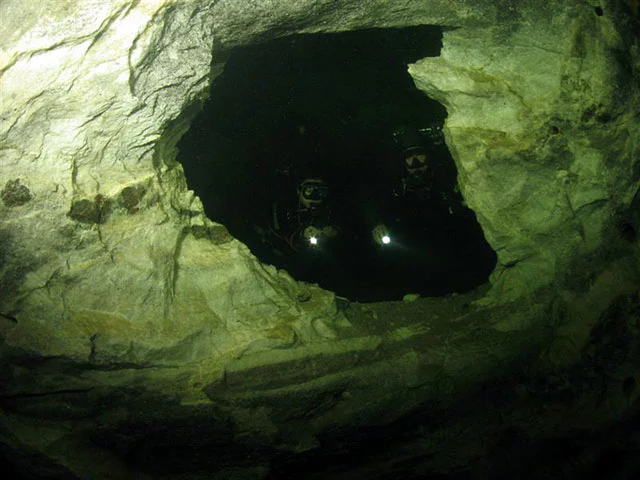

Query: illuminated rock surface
0;0;639;478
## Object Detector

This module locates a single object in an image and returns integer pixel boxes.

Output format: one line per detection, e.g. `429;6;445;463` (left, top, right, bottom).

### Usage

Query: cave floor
335;284;491;339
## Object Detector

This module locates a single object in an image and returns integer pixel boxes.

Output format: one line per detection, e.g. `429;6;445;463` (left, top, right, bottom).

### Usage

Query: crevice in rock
0;388;95;400
178;26;497;302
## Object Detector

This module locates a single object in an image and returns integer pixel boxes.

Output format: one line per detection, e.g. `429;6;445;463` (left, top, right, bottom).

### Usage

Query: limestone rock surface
412;2;640;303
0;0;639;478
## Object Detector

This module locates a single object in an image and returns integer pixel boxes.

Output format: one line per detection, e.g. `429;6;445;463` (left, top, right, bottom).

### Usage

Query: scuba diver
294;177;341;249
257;176;341;258
255;174;358;291
391;124;459;204
367;123;464;246
330;122;470;299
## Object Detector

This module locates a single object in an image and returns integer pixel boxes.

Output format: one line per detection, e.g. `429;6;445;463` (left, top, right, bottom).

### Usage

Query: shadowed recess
180;26;496;301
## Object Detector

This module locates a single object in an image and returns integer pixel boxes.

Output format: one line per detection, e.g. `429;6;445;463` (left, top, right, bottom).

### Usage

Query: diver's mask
298;179;328;208
404;149;428;176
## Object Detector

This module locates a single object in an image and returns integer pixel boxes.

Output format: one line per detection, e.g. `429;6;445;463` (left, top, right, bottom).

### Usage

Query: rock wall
1;0;639;478
412;0;640;304
0;0;340;365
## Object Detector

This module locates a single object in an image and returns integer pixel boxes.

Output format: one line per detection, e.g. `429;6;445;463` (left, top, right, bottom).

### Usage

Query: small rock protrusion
1;179;33;207
118;185;146;214
312;318;338;339
68;195;112;224
403;293;421;302
297;289;312;303
189;224;234;244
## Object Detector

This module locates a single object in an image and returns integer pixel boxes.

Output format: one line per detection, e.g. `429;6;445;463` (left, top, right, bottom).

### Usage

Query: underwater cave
178;26;497;301
2;1;639;479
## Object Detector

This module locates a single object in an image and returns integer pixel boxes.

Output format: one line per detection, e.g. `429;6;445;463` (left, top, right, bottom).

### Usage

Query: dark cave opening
178;26;497;302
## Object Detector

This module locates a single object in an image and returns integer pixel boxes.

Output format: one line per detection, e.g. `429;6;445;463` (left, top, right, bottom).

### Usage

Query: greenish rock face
1;179;33;207
117;184;147;214
410;4;640;303
68;196;112;224
0;0;638;479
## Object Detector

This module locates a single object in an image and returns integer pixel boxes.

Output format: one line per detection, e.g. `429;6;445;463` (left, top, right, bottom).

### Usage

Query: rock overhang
0;0;639;478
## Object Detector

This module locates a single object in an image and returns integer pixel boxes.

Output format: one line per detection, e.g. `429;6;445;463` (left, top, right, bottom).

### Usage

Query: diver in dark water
353;123;463;247
391;124;452;201
292;177;340;250
255;173;360;290
333;122;470;298
257;176;341;258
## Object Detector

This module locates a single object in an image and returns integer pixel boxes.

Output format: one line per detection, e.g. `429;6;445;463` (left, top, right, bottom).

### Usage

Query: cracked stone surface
411;5;640;303
1;0;639;478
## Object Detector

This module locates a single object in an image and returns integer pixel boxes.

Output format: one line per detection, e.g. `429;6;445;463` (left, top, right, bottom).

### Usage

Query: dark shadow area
178;26;496;301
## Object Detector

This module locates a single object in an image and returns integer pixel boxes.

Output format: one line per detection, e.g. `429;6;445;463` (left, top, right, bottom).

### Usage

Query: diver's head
298;178;328;209
403;147;428;177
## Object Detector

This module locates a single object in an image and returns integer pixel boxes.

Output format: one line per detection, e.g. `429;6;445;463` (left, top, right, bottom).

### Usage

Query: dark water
178;26;496;301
